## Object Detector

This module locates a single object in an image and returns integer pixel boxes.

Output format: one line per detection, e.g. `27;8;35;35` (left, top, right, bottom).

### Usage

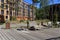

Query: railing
8;0;16;4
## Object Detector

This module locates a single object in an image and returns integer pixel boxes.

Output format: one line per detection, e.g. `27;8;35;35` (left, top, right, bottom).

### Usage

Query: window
6;16;8;19
6;0;8;4
13;0;14;1
6;11;8;15
1;4;4;8
17;11;18;16
1;10;4;15
13;12;15;16
15;12;16;16
20;0;21;2
10;11;12;16
1;0;4;3
6;5;8;9
23;10;25;16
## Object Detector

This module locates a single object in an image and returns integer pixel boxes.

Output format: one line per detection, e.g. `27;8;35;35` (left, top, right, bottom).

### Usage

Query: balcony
9;5;15;10
7;0;16;4
1;0;4;3
1;4;4;9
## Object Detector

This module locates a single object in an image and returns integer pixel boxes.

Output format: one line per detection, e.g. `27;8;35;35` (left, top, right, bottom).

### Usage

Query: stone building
0;0;35;22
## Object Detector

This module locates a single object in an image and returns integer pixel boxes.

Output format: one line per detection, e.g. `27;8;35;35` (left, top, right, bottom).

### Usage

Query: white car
56;22;60;24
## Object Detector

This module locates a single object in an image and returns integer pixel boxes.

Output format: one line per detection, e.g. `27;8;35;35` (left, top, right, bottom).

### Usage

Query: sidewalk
0;28;60;40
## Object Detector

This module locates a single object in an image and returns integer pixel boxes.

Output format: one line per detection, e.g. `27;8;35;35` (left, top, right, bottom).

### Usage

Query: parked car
47;21;53;28
56;22;60;27
17;28;24;31
29;26;35;30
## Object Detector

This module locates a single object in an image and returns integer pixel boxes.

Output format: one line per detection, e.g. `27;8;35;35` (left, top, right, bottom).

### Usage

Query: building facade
17;2;35;21
0;0;35;22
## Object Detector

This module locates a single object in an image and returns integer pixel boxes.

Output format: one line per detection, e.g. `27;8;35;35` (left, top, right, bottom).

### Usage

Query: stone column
6;22;10;29
6;20;10;29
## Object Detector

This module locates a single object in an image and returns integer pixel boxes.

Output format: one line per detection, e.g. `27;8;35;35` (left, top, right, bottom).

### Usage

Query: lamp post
27;5;30;29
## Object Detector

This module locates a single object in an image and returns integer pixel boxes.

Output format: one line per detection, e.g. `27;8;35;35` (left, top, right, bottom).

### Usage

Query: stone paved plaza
0;28;60;40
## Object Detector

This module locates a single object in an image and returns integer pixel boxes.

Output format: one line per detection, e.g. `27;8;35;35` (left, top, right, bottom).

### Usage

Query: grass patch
0;22;5;25
36;19;50;23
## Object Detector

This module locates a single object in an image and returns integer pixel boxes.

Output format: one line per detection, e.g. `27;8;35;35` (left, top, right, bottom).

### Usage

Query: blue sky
24;0;39;7
24;0;60;8
24;0;32;4
24;0;60;4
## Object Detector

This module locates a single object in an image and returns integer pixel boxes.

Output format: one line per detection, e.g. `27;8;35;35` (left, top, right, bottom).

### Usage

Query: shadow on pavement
46;37;60;40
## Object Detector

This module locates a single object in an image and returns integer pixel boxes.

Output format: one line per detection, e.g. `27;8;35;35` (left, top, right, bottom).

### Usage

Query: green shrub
11;16;16;21
20;20;24;22
0;22;4;25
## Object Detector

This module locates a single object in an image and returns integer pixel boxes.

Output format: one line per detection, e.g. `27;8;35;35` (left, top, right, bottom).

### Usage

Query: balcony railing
8;0;16;4
1;0;4;3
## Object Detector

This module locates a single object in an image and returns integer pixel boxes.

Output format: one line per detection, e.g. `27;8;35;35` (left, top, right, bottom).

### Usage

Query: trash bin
6;22;10;29
29;26;35;30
